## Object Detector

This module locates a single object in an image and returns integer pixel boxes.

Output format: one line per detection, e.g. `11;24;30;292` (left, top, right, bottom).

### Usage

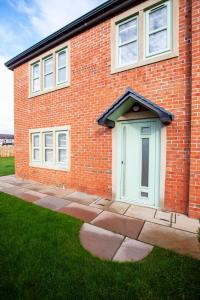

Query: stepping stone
59;202;102;222
172;213;199;233
139;222;200;259
64;191;98;205
90;198;112;209
36;196;70;210
125;205;170;226
91;211;144;239
107;201;130;215
113;237;153;262
80;223;124;260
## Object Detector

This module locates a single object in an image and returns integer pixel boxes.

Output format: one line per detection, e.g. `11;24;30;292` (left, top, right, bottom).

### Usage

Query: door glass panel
121;126;126;197
141;127;151;135
141;138;149;187
141;191;148;198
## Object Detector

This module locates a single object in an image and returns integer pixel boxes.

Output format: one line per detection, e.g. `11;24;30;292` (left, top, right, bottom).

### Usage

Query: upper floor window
117;17;138;67
32;63;40;93
29;42;70;97
111;0;178;73
43;56;53;90
145;1;171;57
56;49;68;85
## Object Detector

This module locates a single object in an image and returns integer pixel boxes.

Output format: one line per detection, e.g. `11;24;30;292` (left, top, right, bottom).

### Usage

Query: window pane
119;19;137;44
149;6;167;31
44;73;53;89
149;29;167;53
33;78;40;92
58;149;67;162
44;57;53;74
58;51;66;68
58;67;67;83
58;133;66;147
45;149;53;162
141;127;151;135
141;138;149;187
33;64;39;79
33;149;39;161
119;41;137;65
45;133;53;147
33;135;39;147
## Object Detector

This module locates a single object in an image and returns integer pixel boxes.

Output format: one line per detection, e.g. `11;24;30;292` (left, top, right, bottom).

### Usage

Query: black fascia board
5;0;139;70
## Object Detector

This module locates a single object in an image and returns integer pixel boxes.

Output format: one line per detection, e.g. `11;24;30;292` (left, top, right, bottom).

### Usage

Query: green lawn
0;193;200;300
0;157;15;176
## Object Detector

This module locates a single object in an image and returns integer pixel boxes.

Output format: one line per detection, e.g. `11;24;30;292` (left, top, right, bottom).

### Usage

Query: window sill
111;51;179;75
28;82;70;99
29;163;70;172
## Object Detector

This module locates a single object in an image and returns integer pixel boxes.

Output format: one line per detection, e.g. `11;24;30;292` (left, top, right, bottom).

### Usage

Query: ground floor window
29;125;70;171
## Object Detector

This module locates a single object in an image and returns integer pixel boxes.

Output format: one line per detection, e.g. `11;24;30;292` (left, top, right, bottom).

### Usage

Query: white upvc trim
43;55;54;90
31;61;40;93
56;48;68;85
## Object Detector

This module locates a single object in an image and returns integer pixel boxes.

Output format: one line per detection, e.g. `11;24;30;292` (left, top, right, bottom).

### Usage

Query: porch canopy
97;88;174;128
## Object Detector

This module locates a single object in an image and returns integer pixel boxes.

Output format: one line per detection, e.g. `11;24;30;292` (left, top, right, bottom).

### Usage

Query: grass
0;157;15;176
1;193;200;300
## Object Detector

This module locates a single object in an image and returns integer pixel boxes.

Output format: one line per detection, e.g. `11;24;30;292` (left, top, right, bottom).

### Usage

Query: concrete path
0;175;199;261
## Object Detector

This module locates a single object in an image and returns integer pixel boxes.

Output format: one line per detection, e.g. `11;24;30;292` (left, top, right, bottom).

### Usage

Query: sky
0;0;107;134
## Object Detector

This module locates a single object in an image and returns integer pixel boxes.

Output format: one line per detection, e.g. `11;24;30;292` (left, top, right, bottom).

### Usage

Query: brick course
14;0;200;218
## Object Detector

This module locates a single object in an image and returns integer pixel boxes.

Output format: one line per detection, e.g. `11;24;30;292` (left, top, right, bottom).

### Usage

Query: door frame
112;117;167;209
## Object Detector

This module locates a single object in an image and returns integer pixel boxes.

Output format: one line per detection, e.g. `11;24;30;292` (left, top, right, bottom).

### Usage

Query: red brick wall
14;0;198;216
189;0;200;218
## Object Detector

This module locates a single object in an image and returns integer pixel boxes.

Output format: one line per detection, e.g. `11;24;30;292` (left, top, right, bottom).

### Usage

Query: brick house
5;0;200;218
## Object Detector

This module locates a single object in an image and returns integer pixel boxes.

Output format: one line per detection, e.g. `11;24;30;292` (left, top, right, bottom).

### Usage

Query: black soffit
97;88;174;128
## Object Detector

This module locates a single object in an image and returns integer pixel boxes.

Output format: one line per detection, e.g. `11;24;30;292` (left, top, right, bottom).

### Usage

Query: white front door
117;119;161;208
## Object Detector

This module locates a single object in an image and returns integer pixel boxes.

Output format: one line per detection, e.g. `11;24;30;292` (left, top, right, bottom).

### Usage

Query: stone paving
0;175;199;261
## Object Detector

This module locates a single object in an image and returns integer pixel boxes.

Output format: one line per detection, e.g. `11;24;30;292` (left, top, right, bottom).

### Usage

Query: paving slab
125;205;170;226
155;210;172;222
80;223;124;260
16;190;48;203
59;202;102;222
172;214;199;233
107;201;130;215
139;222;200;259
2;187;29;197
0;181;15;188
113;237;153;262
64;191;99;205
91;211;144;239
36;196;70;210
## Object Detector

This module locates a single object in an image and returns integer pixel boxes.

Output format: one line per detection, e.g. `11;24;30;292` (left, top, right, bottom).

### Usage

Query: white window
32;133;40;162
56;131;68;164
117;16;138;66
30;126;70;170
44;132;53;163
32;63;40;93
145;1;171;57
56;49;68;85
43;56;53;90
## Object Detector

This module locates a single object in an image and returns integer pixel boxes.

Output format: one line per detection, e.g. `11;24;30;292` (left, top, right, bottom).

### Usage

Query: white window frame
145;0;172;58
56;48;68;85
116;15;139;67
29;126;70;171
32;133;40;162
43;132;54;165
31;62;40;93
111;0;179;74
43;56;54;90
29;42;70;98
56;131;69;166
